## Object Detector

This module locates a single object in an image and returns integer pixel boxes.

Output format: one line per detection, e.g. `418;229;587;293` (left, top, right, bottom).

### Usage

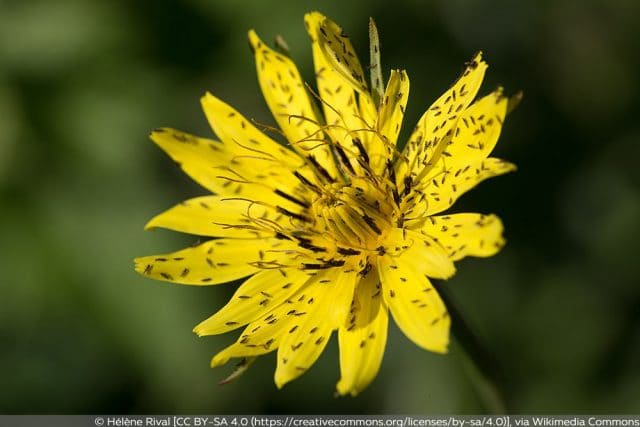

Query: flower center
310;177;395;251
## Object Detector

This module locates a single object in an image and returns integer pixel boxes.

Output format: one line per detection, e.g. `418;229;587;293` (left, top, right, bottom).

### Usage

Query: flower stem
433;282;509;414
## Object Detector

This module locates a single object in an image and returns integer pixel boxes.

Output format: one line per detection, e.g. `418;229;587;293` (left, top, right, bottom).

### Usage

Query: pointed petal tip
200;92;217;114
143;210;171;231
436;344;450;354
335;381;360;397
149;128;169;143
274;375;287;390
469;51;488;69
421;336;450;355
304;11;324;21
193;317;221;337
303;11;327;39
132;258;147;276
442;267;457;280
192;324;206;337
274;366;299;390
200;91;215;104
149;128;164;138
430;327;450;354
247;29;261;48
211;354;230;368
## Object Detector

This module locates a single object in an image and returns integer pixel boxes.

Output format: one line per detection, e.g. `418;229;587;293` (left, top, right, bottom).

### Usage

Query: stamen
274;189;311;208
333;143;356;175
362;213;382;235
352;137;370;165
230;138;277;160
307;155;335;183
249;119;287;139
276;206;311;223
293;171;321;193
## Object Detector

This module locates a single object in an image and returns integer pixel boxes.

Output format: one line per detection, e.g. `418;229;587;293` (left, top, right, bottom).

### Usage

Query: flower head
135;12;516;396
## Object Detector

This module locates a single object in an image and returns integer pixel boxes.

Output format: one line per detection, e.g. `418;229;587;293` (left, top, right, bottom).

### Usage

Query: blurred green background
1;0;639;414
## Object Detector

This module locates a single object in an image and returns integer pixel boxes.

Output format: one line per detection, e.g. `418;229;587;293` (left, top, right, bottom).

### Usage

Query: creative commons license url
94;417;640;427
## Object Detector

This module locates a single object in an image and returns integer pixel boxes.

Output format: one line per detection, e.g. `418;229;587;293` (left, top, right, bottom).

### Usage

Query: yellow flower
135;12;516;396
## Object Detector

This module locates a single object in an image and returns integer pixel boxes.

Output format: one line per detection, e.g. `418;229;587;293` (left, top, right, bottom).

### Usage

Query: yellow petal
418;213;505;261
368;69;410;183
442;88;508;165
383;228;456;280
305;12;387;177
211;334;280;368
150;128;232;194
134;238;287;285
210;272;320;367
305;12;368;177
399;52;487;182
312;14;368;94
359;93;387;175
377;254;450;353
211;343;270;368
306;12;360;121
413;88;509;193
405;157;516;218
145;195;280;239
376;69;409;150
194;268;311;336
327;267;360;329
152;127;313;215
336;266;388;396
248;30;337;179
200;92;306;172
274;267;358;388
